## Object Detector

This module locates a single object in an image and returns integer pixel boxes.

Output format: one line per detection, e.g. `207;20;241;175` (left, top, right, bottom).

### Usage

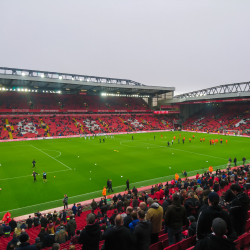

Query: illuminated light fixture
71;77;74;80
81;89;87;91
32;90;34;92
41;74;44;78
42;90;44;92
46;91;48;93
66;88;70;91
117;92;120;93
34;86;39;88
28;89;31;92
93;90;96;92
22;72;25;76
35;90;37;92
58;91;61;93
87;79;90;82
25;89;28;92
80;78;83;81
59;76;62;80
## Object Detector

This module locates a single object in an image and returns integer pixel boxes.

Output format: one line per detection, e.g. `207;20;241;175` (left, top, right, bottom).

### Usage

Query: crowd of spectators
1;164;250;250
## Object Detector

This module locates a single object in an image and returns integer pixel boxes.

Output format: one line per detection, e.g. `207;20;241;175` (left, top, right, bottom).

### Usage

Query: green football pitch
0;131;249;217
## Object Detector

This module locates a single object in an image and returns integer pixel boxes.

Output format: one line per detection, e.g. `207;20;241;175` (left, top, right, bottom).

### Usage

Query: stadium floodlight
59;76;62;80
72;77;74;80
41;74;44;78
25;89;28;92
46;91;48;93
22;72;25;76
35;90;37;92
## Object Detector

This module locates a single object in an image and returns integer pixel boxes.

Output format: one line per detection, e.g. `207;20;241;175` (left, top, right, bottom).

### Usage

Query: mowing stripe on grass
30;145;72;170
0;163;231;215
0;169;71;181
118;139;227;161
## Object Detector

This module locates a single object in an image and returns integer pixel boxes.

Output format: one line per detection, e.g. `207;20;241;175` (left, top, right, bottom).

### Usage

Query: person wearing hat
15;233;37;250
196;192;234;241
227;184;250;236
193;218;237;250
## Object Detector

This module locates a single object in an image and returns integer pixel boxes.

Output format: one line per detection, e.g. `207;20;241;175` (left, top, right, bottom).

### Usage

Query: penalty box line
30;145;72;170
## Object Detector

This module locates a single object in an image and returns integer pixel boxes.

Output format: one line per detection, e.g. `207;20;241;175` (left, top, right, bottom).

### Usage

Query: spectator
43;229;55;248
132;196;139;209
187;216;197;237
66;215;77;239
139;202;148;214
198;189;211;214
196;192;234;240
128;212;139;232
9;218;17;232
101;204;108;217
91;199;98;210
33;237;43;248
164;194;187;246
225;185;236;202
109;210;118;226
38;227;47;244
70;230;81;245
123;198;130;212
53;210;58;222
123;207;133;228
4;223;11;237
151;186;155;195
61;210;67;224
103;214;136;250
6;233;19;250
193;218;237;250
133;210;151;250
213;181;220;192
228;184;250;236
55;225;68;244
47;220;55;234
20;222;27;230
77;204;82;217
52;243;60;250
33;216;39;227
26;215;33;229
180;189;187;205
117;198;124;212
0;221;4;236
72;203;77;216
56;221;65;232
15;233;37;250
78;213;101;250
184;191;200;221
40;215;48;228
146;197;163;244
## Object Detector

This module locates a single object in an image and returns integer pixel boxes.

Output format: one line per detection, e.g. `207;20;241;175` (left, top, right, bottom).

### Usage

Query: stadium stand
182;103;250;135
1;164;250;250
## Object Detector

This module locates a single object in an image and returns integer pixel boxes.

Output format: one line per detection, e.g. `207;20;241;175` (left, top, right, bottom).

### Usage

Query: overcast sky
1;1;249;95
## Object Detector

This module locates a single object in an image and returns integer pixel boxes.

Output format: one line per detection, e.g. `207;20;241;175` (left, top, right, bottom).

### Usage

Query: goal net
223;130;241;136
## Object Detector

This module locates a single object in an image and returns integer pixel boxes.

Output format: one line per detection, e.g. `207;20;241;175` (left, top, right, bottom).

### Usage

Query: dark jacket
78;223;101;250
66;219;77;235
162;199;171;214
229;192;250;235
43;234;55;247
9;220;17;231
117;201;123;211
133;220;151;250
6;236;19;250
33;217;39;227
26;218;33;228
101;205;108;216
15;242;38;250
213;183;220;192
151;187;154;195
198;199;209;214
123;200;130;211
188;222;197;237
103;225;136;250
184;198;200;218
193;234;237;250
196;205;234;240
91;201;97;210
225;189;235;202
132;199;139;208
38;231;47;243
164;188;169;197
164;202;186;229
123;214;132;228
40;217;48;228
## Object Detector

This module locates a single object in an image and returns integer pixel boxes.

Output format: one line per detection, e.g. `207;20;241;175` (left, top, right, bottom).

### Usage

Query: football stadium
0;67;250;250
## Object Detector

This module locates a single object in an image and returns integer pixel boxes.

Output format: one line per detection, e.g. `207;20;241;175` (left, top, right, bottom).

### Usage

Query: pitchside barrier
1;129;249;143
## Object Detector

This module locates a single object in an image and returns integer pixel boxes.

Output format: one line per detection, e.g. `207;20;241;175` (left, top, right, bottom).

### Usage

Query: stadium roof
0;67;174;96
170;81;250;104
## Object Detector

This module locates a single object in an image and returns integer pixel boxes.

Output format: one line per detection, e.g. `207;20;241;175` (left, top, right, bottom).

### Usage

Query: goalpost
223;129;242;136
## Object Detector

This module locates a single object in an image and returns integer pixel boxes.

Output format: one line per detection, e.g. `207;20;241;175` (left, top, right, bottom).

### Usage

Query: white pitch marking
30;145;72;170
